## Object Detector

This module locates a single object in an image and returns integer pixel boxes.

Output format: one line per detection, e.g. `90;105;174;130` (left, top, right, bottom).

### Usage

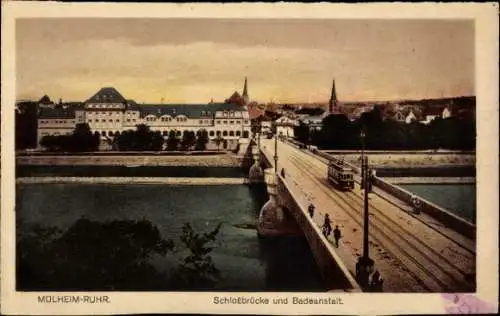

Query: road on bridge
261;138;476;292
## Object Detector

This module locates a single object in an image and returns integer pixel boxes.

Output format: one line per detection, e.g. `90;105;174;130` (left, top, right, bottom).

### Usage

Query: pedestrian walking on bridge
308;204;315;218
322;214;332;238
333;225;341;247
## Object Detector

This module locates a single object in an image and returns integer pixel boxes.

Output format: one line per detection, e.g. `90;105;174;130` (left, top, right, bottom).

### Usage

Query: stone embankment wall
17;153;244;167
17;177;247;185
371;166;475;177
371;177;476;239
323;151;475;167
275;175;360;291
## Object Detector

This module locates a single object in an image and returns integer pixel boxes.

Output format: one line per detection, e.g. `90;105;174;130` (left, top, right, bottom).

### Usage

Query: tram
327;159;355;191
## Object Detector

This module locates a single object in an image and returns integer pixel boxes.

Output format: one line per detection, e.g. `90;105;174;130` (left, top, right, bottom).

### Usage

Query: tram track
286;153;474;292
287;154;442;291
284;140;476;255
324;153;476;255
292;155;475;290
298;148;476;260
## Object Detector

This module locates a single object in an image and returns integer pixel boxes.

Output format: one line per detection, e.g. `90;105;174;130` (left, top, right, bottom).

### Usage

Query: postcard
1;1;498;315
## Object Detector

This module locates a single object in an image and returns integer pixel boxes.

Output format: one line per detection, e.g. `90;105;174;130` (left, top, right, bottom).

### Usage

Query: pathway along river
16;181;326;291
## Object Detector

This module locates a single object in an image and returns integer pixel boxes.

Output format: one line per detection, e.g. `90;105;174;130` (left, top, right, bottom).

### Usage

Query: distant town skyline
17;18;474;104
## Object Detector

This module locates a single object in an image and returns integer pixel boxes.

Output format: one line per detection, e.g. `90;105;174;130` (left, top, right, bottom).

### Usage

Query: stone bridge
256;146;361;292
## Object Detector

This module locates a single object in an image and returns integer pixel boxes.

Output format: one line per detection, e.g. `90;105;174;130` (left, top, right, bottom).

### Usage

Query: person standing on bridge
308;204;315;218
333;225;342;247
322;214;332;238
411;195;421;215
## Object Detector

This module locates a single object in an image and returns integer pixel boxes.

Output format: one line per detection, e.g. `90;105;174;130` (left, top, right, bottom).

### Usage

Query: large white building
37;86;251;150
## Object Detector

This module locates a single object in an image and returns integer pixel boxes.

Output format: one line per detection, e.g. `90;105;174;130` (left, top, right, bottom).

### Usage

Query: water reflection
16;182;325;291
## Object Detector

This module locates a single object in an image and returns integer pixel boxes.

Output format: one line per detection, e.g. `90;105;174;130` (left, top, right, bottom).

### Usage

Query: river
399;183;476;223
16;182;326;292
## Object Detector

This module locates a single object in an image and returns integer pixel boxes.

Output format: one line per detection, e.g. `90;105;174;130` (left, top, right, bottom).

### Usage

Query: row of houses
33;81;253;150
251;99;472;140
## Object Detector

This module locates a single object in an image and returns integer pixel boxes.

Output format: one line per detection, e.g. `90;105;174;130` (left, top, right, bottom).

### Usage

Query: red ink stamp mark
442;294;497;314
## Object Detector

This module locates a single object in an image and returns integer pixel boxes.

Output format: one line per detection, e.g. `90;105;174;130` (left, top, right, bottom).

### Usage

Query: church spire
242;77;248;98
241;77;249;106
329;79;338;113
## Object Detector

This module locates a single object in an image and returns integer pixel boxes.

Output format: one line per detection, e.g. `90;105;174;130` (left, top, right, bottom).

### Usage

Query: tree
181;131;196;151
135;124;152;151
17;218;222;291
294;121;310;144
195;129;209;151
17;218;174;290
15;101;38;149
116;130;135;151
151;131;164;151
320;114;354;149
166;130;180;151
114;125;164;151
70;123;100;152
169;223;221;290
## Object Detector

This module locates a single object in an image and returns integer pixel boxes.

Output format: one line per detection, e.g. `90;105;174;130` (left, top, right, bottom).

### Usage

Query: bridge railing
276;173;361;292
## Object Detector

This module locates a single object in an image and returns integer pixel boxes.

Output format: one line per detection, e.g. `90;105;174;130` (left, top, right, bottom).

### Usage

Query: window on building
102;131;107;136
222;131;228;136
216;131;221;136
199;120;203;124
108;131;114;136
163;131;168;136
217;120;221;124
243;131;249;138
230;120;234;124
209;131;215;136
109;119;113;122
229;131;234;136
127;119;131;122
236;131;241;137
223;120;228;124
176;131;181;137
244;120;249;124
116;119;120;122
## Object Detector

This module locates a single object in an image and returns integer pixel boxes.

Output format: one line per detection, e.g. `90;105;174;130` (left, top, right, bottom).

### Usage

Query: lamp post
274;129;278;175
360;130;365;189
356;129;374;290
308;126;313;150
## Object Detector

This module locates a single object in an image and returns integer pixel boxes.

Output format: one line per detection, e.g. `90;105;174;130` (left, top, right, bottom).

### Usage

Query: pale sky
16;18;474;104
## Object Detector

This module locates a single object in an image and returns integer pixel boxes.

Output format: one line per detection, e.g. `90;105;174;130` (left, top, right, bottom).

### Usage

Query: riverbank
334;153;475;167
385;177;475;184
16;177;248;185
16;153;244;167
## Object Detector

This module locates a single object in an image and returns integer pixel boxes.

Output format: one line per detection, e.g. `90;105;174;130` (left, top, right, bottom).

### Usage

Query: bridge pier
248;143;265;183
257;169;302;237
